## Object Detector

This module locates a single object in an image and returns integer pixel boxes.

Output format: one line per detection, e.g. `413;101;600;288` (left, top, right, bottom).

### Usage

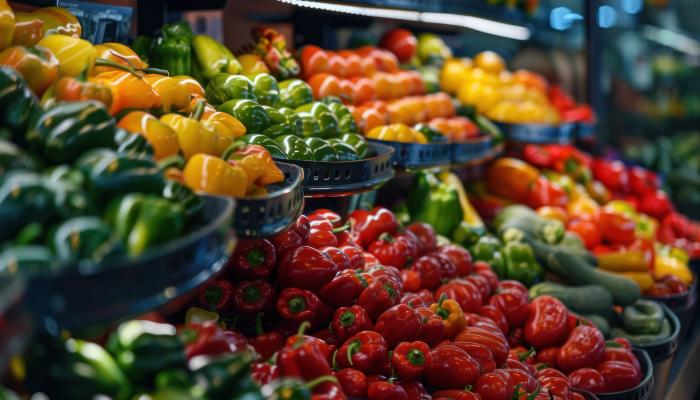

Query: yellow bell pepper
0;0;14;52
0;45;59;96
654;253;693;285
204;112;247;155
12;12;42;47
32;6;81;38
618;271;654;291
597;250;648;272
118;111;180;160
183;154;248;198
366;123;427;144
238;54;270;77
440;58;471;95
567;196;599;220
37;34;95;77
172;75;206;98
143;74;190;113
161;100;220;160
90;70;161;115
92;42;147;75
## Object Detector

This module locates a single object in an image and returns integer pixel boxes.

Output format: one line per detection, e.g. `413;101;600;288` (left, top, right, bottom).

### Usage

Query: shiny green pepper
149;22;192;76
274;134;313;161
252;73;281;107
304;137;338;161
296;102;339;139
341;133;369;159
44;165;95;219
414;123;447;143
452;221;488;247
0;171;54;242
206;73;255;105
297;111;321;138
114;127;154;158
261;106;302;138
218;98;270;135
0;66;38;138
328;138;359;161
0;139;37;174
0;245;55;274
278;79;313;109
49;216;122;264
162;180;203;224
502;241;542;286
323;97;358;134
236;134;287;159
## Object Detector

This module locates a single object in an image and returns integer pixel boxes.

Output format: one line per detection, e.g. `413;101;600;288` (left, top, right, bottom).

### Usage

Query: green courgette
585;314;611;338
622;300;664;335
611;318;671;345
494;205;565;244
529;282;613;318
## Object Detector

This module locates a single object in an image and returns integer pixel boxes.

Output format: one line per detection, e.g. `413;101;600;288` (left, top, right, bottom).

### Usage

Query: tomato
603;346;641;376
525;177;568;209
489;289;529;328
592;159;628;194
307;73;341;99
299;45;329;77
596;361;641;392
475;370;514;400
598;209;636;245
568;368;606;393
556;325;605;373
407;222;438;255
567;219;601;250
379;29;417;62
435;279;482;313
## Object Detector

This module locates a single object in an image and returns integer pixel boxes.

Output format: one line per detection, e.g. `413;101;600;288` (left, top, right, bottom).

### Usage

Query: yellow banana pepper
0;0;14;52
183;154;248;198
12;12;42;47
143;74;190;113
90;70;161;115
618;271;654;291
118;111;180;160
37;34;95;77
654;253;693;285
161;100;219;160
597;250;648;272
439;170;484;226
32;6;81;37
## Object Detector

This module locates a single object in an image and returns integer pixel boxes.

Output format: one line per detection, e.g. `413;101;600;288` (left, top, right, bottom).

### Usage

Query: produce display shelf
234;162;305;237
667;317;700;398
499;122;575;144
452;135;497;165
20;196;235;332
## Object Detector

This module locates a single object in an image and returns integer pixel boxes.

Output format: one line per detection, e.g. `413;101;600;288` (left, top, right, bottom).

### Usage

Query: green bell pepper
131;36;153;63
107;320;187;385
328;138;359;161
407;171;463;236
622;300;665;335
236;134;287;159
414;123;447;143
0;245;55;274
323;98;358;134
218;99;270;135
341;133;369;159
0;66;38;138
162;180;203;224
296;102;339;139
76;148;165;199
470;235;502;261
191;350;262;400
114;127;154;158
261;106;302;138
451;221;488;247
304;137;338;161
49;216;121;264
253;73;281;107
150;22;192;76
205;73;255;106
278;79;313;109
274;135;313;161
192;34;241;82
0;139;37;174
105;194;184;256
502;241;542;286
26;100;117;164
44;165;95;219
297;111;321;138
0;171;54;242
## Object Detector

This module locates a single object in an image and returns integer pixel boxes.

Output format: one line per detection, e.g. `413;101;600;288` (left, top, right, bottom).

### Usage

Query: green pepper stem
379;232;394;242
296;321;311;337
331;222;351;234
407;348;426;366
518;347;536;362
94;58;144;78
243;285;262;303
339;311;356;327
305;375;338;390
511;383;522;400
288;297;306;314
191;99;206;122
141;67;170;76
346;341;360;366
221;141;247;160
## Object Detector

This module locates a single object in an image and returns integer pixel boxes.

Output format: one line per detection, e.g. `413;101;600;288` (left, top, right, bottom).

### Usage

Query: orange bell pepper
223;143;283;189
183;154;248;198
37;34;95;77
12;12;42;47
485;157;539;201
205;112;246;154
51;76;113;110
0;0;14;52
0;45;59;96
143;74;190;112
118;111;180;160
430;294;466;339
90;70;161;115
32;6;81;38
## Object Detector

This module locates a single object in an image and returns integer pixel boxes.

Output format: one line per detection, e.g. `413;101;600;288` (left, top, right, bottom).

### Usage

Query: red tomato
379;28;417;62
596;361;641;392
567;219;601;250
598;209;636;245
568;368;607;393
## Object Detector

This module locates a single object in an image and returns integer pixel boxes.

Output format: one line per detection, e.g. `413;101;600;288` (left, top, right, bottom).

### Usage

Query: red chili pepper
415;306;444;347
198;279;235;315
368;232;414;269
251;362;279;386
474;261;499;291
535;347;560;369
556;325;605;373
248;313;285;361
392;341;431;380
436;279;482;313
182;323;250;360
439;244;473;277
335;368;368;398
357;277;402;321
411;255;444;290
337;331;389;374
423;344;480;389
319;269;369;308
489;289;529;328
233;280;276;315
539;376;572;400
475;369;514;400
320;246;352;271
228;238;276;280
596;361;641;392
271;214;310;254
350;207;399;248
401;269;422;292
374;304;422;348
446;341;496;374
478;305;509;335
603;342;640;375
276;288;332;328
455;327;510;366
396;380;430;400
330;305;372;343
569;367;607;393
524;295;569;349
401;293;427;309
277;245;339;292
407;222;438;255
431;390;481;400
340;245;365;270
368;380;408;400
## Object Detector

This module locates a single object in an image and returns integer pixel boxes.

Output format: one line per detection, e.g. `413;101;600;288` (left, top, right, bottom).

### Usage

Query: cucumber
622;300;664;335
529;282;613;318
524;234;596;265
585;314;611;338
611;318;672;345
494;205;564;244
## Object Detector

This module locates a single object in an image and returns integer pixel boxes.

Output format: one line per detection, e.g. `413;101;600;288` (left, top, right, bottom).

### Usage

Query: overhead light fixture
275;0;531;41
643;25;700;57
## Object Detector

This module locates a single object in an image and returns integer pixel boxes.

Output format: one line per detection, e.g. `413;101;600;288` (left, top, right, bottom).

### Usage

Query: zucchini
529;282;613;318
524;236;597;271
585;314;611;338
494;205;564;244
611;318;672;345
622;300;664;335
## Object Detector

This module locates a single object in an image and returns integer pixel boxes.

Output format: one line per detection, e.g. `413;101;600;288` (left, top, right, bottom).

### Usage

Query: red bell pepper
423;344;480;389
556;325;605;373
638;189;673;220
464;313;505;339
233;280;276;315
474;262;499;291
416;289;435;305
439;244;473;277
182;322;250;359
603;343;640;375
598;209;636;245
508;368;537;393
349;207;399;248
431;390;481;400
401;269;422;292
271;214;310;254
535;347;560;369
435;279;482;314
357;277;402;321
369;233;414;269
249;313;285;361
489;289;529;328
446;341;496;374
538;376;572;400
278;338;334;381
228;238;276;280
321;246;352;271
397;381;430;400
430;252;458;280
411;255;443;290
465;274;491;302
392;341;431;381
569;367;607;393
319;269;369;308
309;208;343;227
277;245;339;292
628;166;659;195
455;327;510;366
524;295;569;349
596;361;641;392
331;305;372;343
524;176;568;209
478;305;509;335
276;288;332;328
198;279;235;315
523;144;554;168
475;369;515;400
592;159;628;194
309;215;348;249
507;326;525;349
505;358;536;376
407;222;438;255
335;368;367;398
497;280;528;297
340;245;365;270
311;380;348;400
364;264;402;287
367;380;409;400
336;331;389;374
374;304;422;348
401;293;428;309
415;306;444;347
285;322;332;357
251;362;279;386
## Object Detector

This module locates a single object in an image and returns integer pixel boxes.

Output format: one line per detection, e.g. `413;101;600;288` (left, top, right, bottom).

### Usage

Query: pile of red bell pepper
189;207;642;399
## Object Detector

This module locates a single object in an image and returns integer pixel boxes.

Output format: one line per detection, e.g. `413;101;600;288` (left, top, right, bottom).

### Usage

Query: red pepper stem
346;341;360;366
204;286;223;312
255;312;265;336
526;384;541;400
305;375;338;390
288;296;306;314
511;383;523;400
191;99;206;121
339;310;356;327
407;348;425;366
331;222;351;234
